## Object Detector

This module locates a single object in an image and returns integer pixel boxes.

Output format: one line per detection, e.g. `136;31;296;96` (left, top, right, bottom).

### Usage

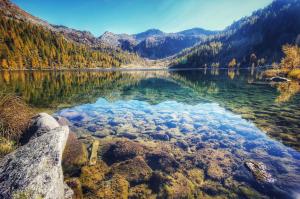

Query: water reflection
0;70;300;151
1;69;300;197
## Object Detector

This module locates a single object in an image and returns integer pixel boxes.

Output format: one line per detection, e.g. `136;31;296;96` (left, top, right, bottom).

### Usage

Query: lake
1;69;300;198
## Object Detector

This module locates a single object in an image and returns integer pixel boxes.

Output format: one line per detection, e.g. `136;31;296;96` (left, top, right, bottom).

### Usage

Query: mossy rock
239;185;265;199
201;180;232;197
163;172;196;199
149;171;169;193
63;132;88;177
194;148;235;180
129;184;156;199
96;174;129;199
80;160;110;192
103;141;145;165
111;156;152;184
145;151;179;173
65;178;83;199
206;162;225;181
187;168;205;186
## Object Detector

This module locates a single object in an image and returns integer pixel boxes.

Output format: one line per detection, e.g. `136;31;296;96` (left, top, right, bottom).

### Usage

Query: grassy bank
0;95;34;158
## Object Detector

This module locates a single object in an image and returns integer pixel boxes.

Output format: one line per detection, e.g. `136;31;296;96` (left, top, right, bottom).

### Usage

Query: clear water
0;69;300;198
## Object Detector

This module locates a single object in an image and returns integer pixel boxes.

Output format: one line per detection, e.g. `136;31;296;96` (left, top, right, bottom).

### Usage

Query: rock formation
0;113;71;199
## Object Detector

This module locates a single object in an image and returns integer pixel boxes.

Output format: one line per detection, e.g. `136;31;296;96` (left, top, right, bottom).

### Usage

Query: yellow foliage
288;69;300;80
280;44;300;69
228;58;237;68
0;136;15;158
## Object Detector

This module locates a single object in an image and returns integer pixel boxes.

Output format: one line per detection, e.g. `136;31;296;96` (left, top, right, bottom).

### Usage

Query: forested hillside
0;12;144;69
171;0;300;68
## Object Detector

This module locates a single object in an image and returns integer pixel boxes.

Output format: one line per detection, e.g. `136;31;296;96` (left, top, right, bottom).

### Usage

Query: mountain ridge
171;0;300;68
98;28;219;59
0;0;219;60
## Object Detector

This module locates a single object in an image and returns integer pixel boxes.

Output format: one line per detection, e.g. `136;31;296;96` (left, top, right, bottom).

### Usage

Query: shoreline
0;66;266;72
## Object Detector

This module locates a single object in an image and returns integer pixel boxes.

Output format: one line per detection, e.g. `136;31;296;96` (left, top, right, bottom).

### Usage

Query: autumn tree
228;58;237;68
0;13;141;69
1;59;9;69
280;44;300;69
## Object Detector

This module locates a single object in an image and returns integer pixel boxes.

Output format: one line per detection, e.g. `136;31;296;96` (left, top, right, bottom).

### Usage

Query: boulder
0;126;70;199
55;116;71;126
21;113;60;144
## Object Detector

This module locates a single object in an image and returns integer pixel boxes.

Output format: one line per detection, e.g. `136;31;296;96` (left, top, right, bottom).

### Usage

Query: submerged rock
0;126;70;199
111;156;152;183
146;151;179;173
129;184;156;199
175;140;189;150
245;161;275;183
103;141;145;165
118;132;138;140
65;178;83;199
96;174;129;199
80;161;110;192
89;140;100;166
62;132;88;177
163;172;196;199
150;133;170;141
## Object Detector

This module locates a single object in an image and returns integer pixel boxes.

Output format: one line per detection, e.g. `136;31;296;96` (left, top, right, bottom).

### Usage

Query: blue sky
12;0;272;36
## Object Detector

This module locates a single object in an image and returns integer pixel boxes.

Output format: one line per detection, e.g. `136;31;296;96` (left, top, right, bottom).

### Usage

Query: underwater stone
118;132;138;140
89;140;100;166
150;133;170;141
103;141;145;165
175;140;189;150
87;126;97;133
110;156;152;183
164;121;177;128
245;161;275;183
146;151;179;173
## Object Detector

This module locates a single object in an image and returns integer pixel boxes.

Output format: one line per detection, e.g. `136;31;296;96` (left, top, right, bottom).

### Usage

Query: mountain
98;28;219;59
171;0;300;68
0;0;143;69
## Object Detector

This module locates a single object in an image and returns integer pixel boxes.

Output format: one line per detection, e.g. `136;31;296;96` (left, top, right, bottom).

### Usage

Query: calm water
0;69;300;197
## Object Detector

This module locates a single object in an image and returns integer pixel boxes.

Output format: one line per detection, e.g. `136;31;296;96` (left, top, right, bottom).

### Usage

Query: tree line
0;12;141;69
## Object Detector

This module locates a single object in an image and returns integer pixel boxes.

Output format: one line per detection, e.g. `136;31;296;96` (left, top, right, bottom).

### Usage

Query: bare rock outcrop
0;113;71;199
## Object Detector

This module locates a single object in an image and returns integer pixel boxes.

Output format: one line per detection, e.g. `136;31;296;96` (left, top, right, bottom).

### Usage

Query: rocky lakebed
1;70;300;199
55;98;300;199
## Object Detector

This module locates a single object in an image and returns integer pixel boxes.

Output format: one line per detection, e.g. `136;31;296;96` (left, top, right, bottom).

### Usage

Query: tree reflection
275;81;300;103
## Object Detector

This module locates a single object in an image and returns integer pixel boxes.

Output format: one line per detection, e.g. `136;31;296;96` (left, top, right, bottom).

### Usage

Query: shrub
0;136;15;158
0;95;34;141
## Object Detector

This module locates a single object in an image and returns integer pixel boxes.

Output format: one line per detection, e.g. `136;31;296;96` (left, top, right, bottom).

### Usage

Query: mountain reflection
0;69;300;151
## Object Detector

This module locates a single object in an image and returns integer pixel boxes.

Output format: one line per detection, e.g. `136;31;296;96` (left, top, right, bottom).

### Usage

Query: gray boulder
21;113;60;144
0;126;70;199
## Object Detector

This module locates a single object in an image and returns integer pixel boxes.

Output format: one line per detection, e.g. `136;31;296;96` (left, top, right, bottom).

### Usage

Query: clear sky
12;0;273;36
